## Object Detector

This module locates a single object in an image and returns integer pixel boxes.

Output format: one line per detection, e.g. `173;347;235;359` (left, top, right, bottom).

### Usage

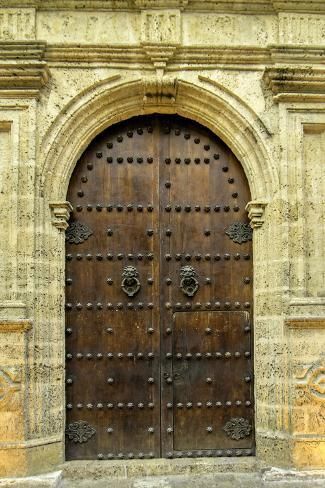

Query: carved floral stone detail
179;266;199;297
121;266;141;297
66;221;93;244
295;359;325;404
66;420;96;443
0;367;21;411
225;222;252;244
223;417;252;440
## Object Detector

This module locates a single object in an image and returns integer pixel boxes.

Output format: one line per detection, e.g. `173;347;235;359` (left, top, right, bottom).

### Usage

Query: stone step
61;457;258;481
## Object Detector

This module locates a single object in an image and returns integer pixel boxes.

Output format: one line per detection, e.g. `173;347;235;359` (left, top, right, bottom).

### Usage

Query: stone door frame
5;76;276;475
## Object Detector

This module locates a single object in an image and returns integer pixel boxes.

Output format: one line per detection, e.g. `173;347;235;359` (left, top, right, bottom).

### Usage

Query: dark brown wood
65;115;254;460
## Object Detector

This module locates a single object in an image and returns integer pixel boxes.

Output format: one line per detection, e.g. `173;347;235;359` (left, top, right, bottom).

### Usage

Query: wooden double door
65;115;254;460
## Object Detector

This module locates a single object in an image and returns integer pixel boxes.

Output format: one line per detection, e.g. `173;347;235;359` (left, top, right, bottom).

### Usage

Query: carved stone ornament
223;417;252;440
66;221;93;244
225;222;252;244
121;266;141;297
180;266;199;297
66;420;96;443
0;367;21;411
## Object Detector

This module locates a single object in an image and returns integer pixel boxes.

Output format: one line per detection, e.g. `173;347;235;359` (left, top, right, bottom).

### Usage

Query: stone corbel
245;200;268;228
49;201;73;231
143;75;178;105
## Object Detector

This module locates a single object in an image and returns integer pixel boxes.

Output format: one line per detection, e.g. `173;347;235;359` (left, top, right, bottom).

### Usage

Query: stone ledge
0;471;62;488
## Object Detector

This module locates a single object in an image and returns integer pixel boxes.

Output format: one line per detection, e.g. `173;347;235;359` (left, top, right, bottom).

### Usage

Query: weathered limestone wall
0;0;324;479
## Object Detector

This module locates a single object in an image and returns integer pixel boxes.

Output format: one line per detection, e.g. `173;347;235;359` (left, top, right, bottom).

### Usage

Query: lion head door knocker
121;266;141;297
179;266;199;297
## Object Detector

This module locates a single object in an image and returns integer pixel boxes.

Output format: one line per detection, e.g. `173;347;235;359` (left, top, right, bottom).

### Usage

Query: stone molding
245;200;268;228
285;318;325;329
49;202;73;231
0;42;49;94
1;1;325;13
263;67;325;102
0;320;32;333
44;45;325;71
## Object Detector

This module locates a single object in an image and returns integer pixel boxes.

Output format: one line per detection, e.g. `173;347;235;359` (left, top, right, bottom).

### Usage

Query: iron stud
107;377;114;384
206;426;213;433
194;158;200;164
107;427;113;433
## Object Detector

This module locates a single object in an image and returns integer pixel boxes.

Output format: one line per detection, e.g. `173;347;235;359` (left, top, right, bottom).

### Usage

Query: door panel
65;114;254;460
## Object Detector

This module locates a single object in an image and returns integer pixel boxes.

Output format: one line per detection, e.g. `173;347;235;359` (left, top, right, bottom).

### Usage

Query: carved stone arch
40;76;277;206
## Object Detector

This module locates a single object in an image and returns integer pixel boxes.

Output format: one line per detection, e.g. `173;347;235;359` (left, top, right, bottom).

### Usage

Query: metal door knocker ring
121;266;141;297
180;266;199;297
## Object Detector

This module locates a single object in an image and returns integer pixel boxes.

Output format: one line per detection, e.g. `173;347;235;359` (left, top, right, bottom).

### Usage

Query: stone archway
38;76;280;468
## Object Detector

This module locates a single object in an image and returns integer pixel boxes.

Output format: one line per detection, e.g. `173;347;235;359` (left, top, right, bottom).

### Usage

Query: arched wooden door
65;115;254;460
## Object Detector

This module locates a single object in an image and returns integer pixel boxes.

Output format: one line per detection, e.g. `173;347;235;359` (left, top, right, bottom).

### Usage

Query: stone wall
0;0;324;478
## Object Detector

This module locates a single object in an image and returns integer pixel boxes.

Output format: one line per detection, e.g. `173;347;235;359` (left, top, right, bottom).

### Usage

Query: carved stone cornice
143;75;178;104
49;201;73;231
0;42;50;94
245;200;268;228
263;67;325;103
2;1;325;13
